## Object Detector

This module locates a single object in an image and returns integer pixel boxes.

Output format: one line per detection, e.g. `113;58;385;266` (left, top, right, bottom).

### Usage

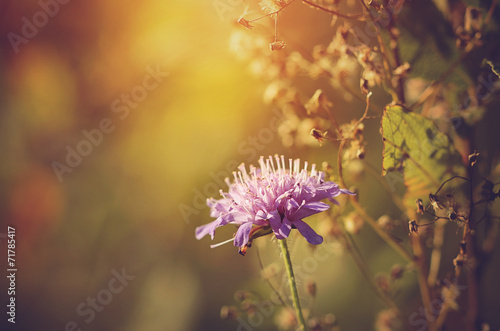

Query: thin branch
484;0;498;26
358;0;370;12
248;0;296;23
363;161;407;214
337;92;371;188
463;163;478;330
435;284;456;329
411;229;437;331
434;175;470;195
301;0;365;21
336;94;413;261
472;198;491;206
350;197;414;262
274;11;278;42
338;72;384;114
427;220;445;287
343;232;411;328
358;0;397;100
256;244;288;308
387;6;406;104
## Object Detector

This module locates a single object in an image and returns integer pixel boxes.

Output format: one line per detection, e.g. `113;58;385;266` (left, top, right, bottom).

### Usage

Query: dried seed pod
220;305;240;320
344;212;364;234
390;264;404;280
468;150;479;167
305;278;317;298
369;0;382;11
465;7;482;33
377;215;395;231
308;317;322;331
481;179;499;202
234;290;252;302
416;199;424;214
409;220;419;235
375;309;402;331
237;17;253;29
275;307;298;330
360;77;369;95
393;62;411;76
270;41;286;51
356;146;365;160
459;241;466;255
240;298;257;315
311;128;327;146
449;211;458;221
323;313;338;327
375;273;390;293
305;89;333;115
453;256;464;267
429;194;445;210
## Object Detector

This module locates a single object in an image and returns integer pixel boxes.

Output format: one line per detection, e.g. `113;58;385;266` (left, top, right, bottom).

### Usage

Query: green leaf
381;105;466;208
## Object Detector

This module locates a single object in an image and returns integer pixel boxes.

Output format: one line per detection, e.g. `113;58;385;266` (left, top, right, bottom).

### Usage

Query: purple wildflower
195;155;354;252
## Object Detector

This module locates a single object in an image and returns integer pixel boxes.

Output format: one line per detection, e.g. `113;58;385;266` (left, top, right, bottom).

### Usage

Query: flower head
195;155;354;253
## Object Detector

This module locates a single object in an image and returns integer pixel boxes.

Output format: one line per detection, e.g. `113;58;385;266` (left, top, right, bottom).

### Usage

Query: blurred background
0;0;499;331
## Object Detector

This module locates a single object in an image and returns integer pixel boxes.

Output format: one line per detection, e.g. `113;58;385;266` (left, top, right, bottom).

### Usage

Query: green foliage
381;105;466;207
398;0;471;91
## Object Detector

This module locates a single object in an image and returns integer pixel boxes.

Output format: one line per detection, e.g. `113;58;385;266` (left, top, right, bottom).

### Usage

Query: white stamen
311;164;317;176
251;166;259;185
210;237;235;248
239;163;250;182
274;154;281;172
317;172;323;184
258;156;266;173
269;156;276;173
294;159;300;174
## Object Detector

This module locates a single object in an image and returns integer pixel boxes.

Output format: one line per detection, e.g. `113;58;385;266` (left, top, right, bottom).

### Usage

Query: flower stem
279;239;307;331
